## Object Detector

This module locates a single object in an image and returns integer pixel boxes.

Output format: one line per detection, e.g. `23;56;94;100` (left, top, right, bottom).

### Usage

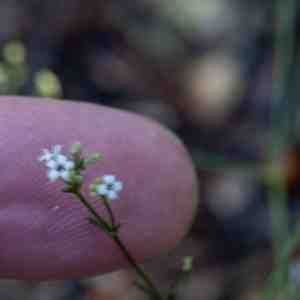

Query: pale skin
0;96;198;280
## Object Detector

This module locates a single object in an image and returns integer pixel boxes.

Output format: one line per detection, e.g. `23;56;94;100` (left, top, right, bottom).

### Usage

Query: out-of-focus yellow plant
0;40;62;98
34;69;62;98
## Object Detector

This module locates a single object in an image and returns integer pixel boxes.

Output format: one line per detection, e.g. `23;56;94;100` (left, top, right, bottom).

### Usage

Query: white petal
61;170;71;181
52;145;62;154
46;159;58;169
44;153;52;161
107;190;118;200
96;184;108;196
65;160;75;170
102;175;116;184
56;154;68;164
48;169;60;182
38;155;46;162
113;181;123;192
38;149;51;162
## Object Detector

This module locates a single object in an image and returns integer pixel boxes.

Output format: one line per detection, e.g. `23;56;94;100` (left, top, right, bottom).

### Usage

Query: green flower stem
102;197;117;229
269;0;296;252
281;221;300;260
73;191;164;300
273;0;296;246
112;234;164;300
74;191;111;231
265;0;297;298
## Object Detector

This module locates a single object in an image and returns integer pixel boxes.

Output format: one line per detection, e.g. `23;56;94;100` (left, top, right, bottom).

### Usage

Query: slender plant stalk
269;0;296;250
74;191;111;232
102;197;117;228
112;234;164;300
74;191;164;300
265;0;297;298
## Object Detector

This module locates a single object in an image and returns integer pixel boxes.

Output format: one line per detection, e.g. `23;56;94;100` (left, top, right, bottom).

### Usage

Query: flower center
56;164;66;172
107;183;114;190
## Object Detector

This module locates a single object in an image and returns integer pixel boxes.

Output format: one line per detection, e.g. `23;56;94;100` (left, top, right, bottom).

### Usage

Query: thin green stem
268;183;289;260
102;197;163;299
266;0;297;298
75;191;103;221
272;0;296;132
73;191;164;300
112;234;164;300
74;191;112;233
289;49;300;140
282;221;300;260
102;197;117;228
270;0;296;256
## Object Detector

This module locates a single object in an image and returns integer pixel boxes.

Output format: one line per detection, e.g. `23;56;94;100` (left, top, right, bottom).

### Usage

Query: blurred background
0;0;299;299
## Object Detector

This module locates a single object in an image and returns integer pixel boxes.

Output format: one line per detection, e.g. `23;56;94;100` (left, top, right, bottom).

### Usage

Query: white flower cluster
39;145;75;182
39;144;123;201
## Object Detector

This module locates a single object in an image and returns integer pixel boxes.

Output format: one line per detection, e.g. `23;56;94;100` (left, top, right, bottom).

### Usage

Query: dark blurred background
1;0;299;299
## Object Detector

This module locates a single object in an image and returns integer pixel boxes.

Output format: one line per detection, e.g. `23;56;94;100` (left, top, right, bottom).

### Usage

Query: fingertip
0;96;198;279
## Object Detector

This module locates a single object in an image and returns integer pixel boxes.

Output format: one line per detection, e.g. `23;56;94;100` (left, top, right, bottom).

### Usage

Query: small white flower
39;145;62;162
46;154;75;182
95;175;123;200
